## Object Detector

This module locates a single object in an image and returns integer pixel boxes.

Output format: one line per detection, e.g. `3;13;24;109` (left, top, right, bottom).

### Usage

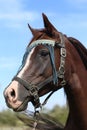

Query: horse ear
42;13;57;33
28;24;39;36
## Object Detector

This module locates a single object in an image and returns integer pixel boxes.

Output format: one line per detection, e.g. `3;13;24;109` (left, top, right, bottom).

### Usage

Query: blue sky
0;0;87;111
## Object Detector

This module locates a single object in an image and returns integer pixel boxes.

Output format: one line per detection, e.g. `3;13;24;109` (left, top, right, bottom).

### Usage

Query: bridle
12;33;66;109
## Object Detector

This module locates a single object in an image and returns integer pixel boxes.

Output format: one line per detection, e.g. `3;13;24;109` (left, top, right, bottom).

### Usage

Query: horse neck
64;39;87;130
64;82;87;130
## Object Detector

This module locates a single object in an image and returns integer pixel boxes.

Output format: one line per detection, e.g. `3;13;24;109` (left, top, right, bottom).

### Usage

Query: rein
12;33;66;109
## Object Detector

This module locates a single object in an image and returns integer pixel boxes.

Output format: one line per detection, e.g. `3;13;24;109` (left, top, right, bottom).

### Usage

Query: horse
4;13;87;130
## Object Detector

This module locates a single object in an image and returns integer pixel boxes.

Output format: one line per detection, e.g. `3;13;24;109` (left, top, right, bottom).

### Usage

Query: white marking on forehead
18;47;35;78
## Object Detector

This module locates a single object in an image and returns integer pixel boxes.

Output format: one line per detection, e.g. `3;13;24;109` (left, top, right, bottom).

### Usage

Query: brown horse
4;14;87;130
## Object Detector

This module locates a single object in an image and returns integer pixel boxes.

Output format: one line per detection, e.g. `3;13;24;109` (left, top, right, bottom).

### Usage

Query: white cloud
0;0;39;28
0;12;39;29
0;11;39;23
0;0;21;13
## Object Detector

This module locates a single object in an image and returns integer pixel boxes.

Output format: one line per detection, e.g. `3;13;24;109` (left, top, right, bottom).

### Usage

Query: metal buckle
34;93;39;101
30;87;37;96
60;79;66;86
30;87;40;108
58;65;65;78
61;48;66;57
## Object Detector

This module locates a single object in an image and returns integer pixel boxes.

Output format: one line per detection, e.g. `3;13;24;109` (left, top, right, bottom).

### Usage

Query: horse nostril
10;89;15;98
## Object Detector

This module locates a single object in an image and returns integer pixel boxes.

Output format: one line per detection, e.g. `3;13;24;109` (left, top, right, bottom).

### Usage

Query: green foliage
48;105;69;125
0;105;69;126
0;109;23;126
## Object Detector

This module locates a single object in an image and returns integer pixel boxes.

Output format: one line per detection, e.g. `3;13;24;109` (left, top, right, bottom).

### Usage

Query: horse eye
39;50;49;57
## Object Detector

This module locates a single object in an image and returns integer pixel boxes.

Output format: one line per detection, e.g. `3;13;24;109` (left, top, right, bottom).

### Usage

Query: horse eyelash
39;50;49;57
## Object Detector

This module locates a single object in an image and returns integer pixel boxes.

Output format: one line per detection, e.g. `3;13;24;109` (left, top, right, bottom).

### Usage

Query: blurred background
0;0;87;129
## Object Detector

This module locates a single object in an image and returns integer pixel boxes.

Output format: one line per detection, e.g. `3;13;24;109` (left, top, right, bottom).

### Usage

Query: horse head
4;14;66;112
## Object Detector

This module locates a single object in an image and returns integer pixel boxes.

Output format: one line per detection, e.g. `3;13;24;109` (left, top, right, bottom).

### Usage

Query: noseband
12;33;66;109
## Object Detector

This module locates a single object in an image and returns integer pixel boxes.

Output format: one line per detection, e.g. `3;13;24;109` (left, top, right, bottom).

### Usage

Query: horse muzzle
3;80;31;112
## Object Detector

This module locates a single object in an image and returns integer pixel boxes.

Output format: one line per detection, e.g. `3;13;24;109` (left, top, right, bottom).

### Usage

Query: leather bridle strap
12;76;41;108
12;75;64;108
12;33;66;109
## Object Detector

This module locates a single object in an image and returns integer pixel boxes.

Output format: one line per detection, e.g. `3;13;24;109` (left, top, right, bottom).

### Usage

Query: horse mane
68;37;87;69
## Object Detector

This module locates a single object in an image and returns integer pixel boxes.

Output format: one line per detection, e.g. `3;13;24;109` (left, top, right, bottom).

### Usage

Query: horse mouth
5;96;31;112
13;97;29;112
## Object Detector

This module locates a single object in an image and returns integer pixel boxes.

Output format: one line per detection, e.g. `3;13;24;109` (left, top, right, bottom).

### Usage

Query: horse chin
13;97;29;112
